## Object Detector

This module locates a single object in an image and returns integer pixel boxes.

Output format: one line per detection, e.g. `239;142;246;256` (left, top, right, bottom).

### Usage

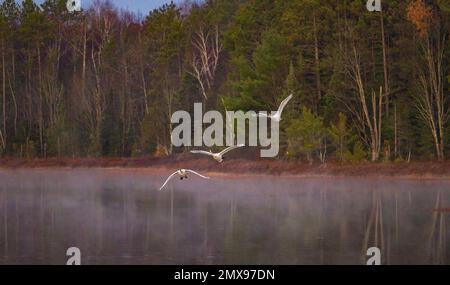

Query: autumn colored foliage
407;0;434;37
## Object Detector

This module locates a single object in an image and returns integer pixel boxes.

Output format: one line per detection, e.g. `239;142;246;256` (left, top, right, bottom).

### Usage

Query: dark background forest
0;0;449;163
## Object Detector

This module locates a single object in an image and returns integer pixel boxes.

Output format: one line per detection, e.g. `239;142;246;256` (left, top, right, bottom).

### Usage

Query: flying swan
190;144;244;163
159;169;210;191
252;94;293;122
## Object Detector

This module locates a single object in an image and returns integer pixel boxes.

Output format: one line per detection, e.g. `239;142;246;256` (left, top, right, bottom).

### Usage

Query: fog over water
0;169;448;264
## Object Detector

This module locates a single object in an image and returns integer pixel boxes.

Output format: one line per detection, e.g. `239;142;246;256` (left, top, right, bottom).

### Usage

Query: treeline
0;0;449;162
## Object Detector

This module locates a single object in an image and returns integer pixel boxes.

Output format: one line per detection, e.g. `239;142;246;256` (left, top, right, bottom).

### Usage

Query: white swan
253;94;293;122
159;169;210;191
190;144;244;163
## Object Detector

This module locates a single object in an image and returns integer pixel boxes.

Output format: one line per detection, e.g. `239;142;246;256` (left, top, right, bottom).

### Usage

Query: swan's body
190;144;244;163
253;94;293;122
159;169;210;191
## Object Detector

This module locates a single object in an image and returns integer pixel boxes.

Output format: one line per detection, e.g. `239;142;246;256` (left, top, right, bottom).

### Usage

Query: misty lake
0;168;448;265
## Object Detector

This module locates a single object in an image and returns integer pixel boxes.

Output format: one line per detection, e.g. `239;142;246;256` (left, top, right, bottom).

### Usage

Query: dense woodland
0;0;449;162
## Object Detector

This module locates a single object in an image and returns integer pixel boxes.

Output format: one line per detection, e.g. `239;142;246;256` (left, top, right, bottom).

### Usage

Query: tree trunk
345;46;383;162
37;47;44;157
82;20;87;101
313;15;321;113
2;39;6;149
416;36;446;161
380;9;390;116
394;104;398;158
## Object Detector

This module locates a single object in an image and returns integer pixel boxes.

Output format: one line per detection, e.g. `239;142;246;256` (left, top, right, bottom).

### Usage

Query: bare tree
407;1;448;161
415;35;447;161
188;24;222;102
380;8;390;116
0;127;4;151
137;30;149;115
313;15;321;112
79;3;115;155
1;36;6;149
42;46;63;128
341;44;384;161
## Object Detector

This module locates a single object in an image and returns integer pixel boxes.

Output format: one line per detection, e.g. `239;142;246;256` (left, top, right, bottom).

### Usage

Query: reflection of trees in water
2;188;8;258
229;189;236;231
96;187;104;256
1;171;450;264
39;181;45;259
202;200;209;262
122;186;129;253
362;190;385;264
316;186;327;264
170;185;174;237
428;191;446;265
223;185;237;264
361;188;414;265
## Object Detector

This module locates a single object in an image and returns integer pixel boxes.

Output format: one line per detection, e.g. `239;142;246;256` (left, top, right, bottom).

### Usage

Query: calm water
0;168;448;265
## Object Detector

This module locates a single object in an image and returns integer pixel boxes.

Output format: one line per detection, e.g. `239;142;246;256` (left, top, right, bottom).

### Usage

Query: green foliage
12;138;37;158
347;141;367;163
224;27;289;111
46;103;71;157
329;113;353;162
0;0;447;162
101;91;122;157
438;0;450;12
145;3;184;69
225;0;283;58
18;0;51;47
87;130;102;157
283;62;302;116
286;107;326;161
132;113;157;157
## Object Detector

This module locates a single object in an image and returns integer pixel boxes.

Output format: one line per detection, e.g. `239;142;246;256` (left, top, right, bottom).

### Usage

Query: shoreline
1;157;450;180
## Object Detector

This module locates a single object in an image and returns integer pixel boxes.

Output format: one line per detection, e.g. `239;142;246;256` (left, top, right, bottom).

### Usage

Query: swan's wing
159;171;178;191
219;144;244;156
190;150;214;157
185;169;210;180
277;94;293;114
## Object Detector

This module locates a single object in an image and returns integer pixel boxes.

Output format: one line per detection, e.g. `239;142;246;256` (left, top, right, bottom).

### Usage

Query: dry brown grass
1;156;450;179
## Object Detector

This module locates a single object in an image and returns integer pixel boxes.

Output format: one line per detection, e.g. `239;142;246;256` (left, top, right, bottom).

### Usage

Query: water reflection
0;169;449;265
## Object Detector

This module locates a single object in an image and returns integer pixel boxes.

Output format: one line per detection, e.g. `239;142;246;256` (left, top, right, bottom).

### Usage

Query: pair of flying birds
159;94;293;190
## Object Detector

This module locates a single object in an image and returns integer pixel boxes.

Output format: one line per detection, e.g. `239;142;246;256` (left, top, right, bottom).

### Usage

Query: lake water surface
0;169;448;265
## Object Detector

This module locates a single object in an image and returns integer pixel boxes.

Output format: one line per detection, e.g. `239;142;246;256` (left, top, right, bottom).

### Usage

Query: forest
0;0;449;163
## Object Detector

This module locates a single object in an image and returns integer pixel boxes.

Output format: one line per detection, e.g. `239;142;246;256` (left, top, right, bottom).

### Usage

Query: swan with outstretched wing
190;144;244;163
159;169;210;191
253;94;293;122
